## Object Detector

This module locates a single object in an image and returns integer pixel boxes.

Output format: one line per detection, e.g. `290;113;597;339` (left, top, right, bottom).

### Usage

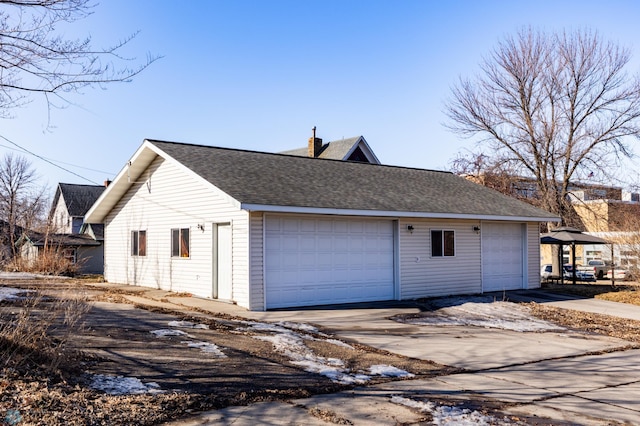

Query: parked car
607;268;632;281
587;259;610;280
564;264;596;282
540;264;553;280
540;264;595;282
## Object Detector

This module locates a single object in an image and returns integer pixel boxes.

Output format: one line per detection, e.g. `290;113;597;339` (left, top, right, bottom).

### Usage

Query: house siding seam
399;219;482;299
103;156;251;308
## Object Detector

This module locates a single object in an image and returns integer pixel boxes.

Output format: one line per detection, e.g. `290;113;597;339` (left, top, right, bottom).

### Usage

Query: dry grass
6;248;81;276
0;288;90;376
542;281;640;307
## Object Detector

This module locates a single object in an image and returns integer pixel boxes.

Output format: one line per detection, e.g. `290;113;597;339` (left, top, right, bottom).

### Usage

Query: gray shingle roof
149;140;558;219
55;183;105;217
281;136;362;160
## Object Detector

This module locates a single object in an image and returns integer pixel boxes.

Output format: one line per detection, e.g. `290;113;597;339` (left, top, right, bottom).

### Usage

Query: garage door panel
482;222;524;292
266;216;395;309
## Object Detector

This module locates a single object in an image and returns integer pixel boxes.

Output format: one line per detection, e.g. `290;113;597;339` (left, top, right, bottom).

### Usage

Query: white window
171;228;190;258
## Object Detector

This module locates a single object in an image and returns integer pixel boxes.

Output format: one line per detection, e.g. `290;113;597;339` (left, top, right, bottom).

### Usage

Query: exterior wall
526;222;541;289
103;156;251;308
77;245;104;274
52;196;71;233
248;211;264;310
399;218;482;299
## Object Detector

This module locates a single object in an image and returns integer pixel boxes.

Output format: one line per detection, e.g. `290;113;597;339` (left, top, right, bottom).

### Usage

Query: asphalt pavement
82;283;640;425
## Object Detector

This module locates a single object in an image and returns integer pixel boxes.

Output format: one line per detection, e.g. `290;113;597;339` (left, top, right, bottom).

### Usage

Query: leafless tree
0;154;47;258
0;0;157;120
445;28;640;226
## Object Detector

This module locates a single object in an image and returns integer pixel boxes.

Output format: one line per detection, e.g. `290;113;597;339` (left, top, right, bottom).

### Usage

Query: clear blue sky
3;0;640;194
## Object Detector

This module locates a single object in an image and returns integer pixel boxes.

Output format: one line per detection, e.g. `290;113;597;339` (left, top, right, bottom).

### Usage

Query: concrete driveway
97;285;640;425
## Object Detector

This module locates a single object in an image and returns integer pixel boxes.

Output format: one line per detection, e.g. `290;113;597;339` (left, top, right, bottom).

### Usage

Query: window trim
131;230;147;257
430;229;455;258
171;228;190;258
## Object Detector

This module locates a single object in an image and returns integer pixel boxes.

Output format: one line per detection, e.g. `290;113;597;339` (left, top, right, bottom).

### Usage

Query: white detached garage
85;139;559;311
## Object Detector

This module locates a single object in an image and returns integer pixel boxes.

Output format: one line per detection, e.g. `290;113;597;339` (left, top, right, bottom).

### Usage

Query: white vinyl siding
52;195;71;233
399;219;482;299
249;212;265;310
103;156;251;308
527;222;542;289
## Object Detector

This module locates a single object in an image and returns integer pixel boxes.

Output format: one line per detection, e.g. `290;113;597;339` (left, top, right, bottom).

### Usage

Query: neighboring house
85;139;559;311
19;232;103;274
51;183;107;233
33;182;107;274
281;132;380;164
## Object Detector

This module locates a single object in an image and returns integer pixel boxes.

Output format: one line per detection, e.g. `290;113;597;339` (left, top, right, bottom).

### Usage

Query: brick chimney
104;179;112;187
308;126;323;158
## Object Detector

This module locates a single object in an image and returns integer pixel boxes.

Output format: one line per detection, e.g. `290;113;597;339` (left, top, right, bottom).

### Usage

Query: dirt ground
1;279;640;425
0;281;452;425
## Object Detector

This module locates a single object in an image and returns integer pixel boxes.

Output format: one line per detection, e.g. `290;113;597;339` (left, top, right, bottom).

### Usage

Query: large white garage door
265;216;395;309
481;222;524;292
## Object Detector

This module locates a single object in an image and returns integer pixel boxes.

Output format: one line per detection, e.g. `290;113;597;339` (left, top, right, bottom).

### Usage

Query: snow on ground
243;321;412;385
391;396;520;425
369;365;415;378
183;341;227;357
89;374;163;395
150;322;229;357
168;320;209;329
0;287;31;301
397;300;563;332
150;329;192;338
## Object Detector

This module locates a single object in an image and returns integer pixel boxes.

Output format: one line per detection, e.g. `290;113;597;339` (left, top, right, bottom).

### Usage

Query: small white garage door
265;215;395;309
481;222;525;292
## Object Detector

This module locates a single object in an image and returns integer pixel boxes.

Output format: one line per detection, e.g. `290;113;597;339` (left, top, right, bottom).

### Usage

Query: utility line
0;134;107;185
0;143;114;175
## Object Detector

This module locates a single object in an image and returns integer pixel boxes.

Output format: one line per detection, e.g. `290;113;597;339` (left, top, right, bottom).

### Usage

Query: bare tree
445;28;640;226
0;0;157;120
0;154;47;258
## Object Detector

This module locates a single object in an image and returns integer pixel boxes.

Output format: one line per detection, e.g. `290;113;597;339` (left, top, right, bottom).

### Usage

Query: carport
540;227;611;285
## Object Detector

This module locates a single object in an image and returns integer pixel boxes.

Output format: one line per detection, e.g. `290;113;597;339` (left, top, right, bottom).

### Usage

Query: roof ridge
147;139;453;175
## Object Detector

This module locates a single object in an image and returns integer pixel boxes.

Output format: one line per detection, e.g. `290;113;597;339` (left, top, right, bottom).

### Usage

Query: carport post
571;242;577;285
611;243;616;287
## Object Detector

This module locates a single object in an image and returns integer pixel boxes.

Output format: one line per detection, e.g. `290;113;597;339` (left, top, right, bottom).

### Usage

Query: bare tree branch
0;0;159;120
445;28;640;225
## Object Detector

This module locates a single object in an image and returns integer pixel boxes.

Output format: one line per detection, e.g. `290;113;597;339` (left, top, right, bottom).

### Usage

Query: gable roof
21;231;101;247
51;183;106;217
281;136;380;164
86;139;559;223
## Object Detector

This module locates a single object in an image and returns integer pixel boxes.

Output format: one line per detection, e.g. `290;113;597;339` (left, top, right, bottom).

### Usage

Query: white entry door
264;215;395;309
481;222;525;292
214;223;232;300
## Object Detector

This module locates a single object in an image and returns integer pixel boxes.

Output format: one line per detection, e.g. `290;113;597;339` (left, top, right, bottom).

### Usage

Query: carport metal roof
540;227;609;245
540;227;612;285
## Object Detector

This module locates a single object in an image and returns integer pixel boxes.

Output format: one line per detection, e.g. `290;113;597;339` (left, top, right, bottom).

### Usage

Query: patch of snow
369;365;414;378
183;341;227;358
150;329;192;338
0;287;30;301
246;320;409;385
168;320;209;329
391;396;515;425
89;374;163;395
275;321;319;333
398;301;563;332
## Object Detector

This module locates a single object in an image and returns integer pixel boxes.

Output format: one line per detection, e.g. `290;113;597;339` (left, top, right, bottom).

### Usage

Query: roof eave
85;140;160;223
240;203;560;222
